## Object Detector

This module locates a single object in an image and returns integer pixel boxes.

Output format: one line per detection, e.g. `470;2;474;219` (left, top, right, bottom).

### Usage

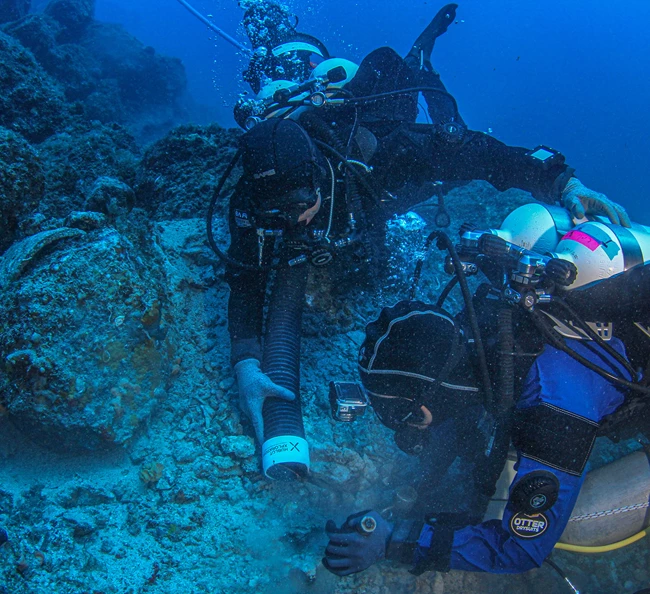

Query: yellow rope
555;528;649;553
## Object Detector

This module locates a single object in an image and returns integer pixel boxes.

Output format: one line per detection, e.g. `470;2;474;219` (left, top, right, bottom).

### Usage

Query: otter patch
509;512;549;539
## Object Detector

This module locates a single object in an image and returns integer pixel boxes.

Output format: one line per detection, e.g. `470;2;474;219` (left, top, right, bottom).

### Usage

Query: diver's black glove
323;511;393;576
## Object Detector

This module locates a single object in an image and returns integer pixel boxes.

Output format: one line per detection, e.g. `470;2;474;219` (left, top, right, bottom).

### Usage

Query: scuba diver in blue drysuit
323;208;650;576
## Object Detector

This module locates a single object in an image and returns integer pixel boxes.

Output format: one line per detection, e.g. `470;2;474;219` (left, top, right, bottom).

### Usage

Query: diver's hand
323;511;393;576
562;177;631;227
234;358;295;443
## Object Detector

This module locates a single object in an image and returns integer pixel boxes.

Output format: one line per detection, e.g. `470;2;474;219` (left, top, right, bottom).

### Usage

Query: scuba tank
483;202;650;291
235;59;359;130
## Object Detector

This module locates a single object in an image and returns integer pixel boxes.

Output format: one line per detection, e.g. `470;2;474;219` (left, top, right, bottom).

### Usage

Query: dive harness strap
513;403;599;476
387;514;470;574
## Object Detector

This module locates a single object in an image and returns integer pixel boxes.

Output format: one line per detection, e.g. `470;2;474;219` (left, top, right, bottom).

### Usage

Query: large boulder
44;0;95;42
135;124;241;220
5;13;99;102
0;223;172;450
4;14;191;143
37;120;140;218
0;127;44;253
3;13;62;66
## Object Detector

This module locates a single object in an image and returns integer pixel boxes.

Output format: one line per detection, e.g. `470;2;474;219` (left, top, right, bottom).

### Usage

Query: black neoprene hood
239;119;326;205
358;300;480;419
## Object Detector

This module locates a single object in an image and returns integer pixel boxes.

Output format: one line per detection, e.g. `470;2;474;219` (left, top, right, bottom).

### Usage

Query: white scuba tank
488;202;650;290
309;58;359;89
254;79;309;121
550;219;650;289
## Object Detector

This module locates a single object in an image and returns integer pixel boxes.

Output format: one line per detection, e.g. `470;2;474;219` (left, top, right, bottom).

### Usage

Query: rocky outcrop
0;30;70;142
0;0;30;24
43;0;95;41
135;124;241;220
37;119;140;218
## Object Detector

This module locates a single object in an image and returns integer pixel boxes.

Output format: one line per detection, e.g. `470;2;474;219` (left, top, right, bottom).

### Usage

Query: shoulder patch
509;512;549;539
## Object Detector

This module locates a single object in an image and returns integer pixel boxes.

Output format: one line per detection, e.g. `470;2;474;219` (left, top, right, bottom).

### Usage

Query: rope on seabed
567;501;650;522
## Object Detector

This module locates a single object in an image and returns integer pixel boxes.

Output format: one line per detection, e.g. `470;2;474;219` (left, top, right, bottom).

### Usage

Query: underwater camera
329;381;369;422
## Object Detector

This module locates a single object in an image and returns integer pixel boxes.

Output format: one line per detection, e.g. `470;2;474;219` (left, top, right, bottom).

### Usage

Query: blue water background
95;0;650;221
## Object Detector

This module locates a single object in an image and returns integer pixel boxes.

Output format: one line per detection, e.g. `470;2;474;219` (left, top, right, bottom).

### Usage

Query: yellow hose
555;528;649;553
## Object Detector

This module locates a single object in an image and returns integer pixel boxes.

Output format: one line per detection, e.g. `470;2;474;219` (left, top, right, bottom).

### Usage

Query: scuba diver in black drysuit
207;4;631;478
236;1;464;131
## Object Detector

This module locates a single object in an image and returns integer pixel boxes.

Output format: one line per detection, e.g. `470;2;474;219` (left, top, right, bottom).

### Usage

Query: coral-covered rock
135;124;241;220
37;120;139;217
5;13;99;102
0;30;69;142
44;0;95;41
0;0;30;24
84;176;135;219
0;127;45;253
0;226;171;451
3;13;62;66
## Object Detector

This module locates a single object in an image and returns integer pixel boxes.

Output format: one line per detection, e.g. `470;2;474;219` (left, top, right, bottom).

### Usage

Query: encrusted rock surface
135;123;242;221
0;224;171;450
0;127;44;252
0;0;30;24
43;0;94;40
0;29;70;142
3;0;190;144
37;120;140;218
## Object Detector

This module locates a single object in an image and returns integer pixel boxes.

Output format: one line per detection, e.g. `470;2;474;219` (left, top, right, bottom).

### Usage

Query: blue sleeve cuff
410;514;468;575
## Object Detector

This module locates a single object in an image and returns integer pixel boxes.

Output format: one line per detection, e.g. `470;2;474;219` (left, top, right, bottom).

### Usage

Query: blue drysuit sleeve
422;338;629;573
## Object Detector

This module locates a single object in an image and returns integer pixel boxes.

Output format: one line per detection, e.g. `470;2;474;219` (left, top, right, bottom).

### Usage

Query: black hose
551;296;637;380
473;306;516;501
343;86;460;116
262;261;309;479
544;558;581;594
205;149;269;272
497;306;515;414
205;150;289;273
436;276;458;308
434;231;495;410
408;230;438;300
530;310;650;395
311;139;385;207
